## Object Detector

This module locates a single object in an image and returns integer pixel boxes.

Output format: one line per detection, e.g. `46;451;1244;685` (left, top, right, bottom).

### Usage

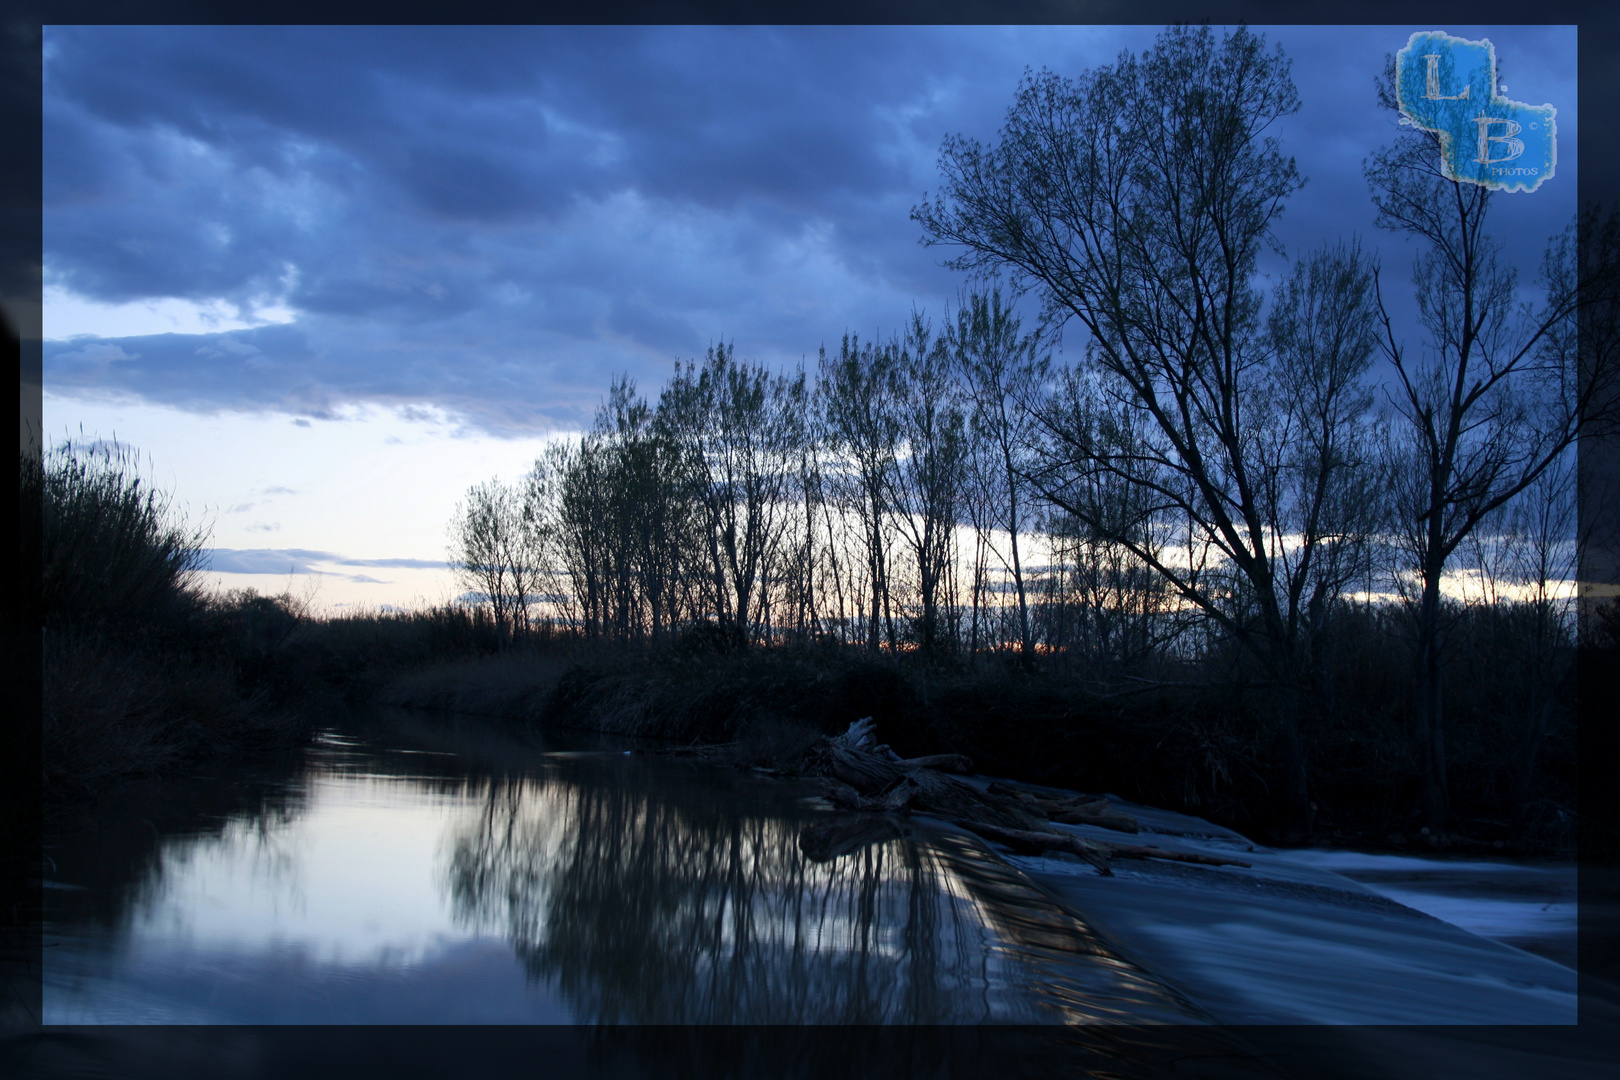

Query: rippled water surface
42;707;1212;1027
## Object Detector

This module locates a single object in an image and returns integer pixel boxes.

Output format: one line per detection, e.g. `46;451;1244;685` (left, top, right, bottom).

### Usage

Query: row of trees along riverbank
448;27;1620;846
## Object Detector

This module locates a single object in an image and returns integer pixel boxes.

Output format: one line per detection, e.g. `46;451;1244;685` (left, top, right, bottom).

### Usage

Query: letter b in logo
1474;117;1523;164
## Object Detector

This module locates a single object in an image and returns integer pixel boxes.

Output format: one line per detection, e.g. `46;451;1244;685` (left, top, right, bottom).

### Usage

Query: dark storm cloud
42;315;595;430
43;25;1576;433
1256;26;1576;326
46;323;332;415
44;25;997;303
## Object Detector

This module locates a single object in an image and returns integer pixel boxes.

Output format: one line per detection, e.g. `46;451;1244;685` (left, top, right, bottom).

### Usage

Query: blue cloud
203;548;340;575
203;548;443;576
41;25;1578;435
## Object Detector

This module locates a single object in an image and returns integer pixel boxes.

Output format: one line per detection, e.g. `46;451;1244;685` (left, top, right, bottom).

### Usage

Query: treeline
451;26;1620;841
453;297;1098;661
451;285;1581;670
446;287;1587;841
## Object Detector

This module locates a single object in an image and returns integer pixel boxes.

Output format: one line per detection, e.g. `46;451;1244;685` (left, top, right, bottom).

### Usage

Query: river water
29;706;1615;1079
40;707;1210;1027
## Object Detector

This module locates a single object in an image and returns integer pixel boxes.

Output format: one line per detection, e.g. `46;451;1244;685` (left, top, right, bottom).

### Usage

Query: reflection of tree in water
444;767;1016;1023
443;763;1210;1027
42;754;311;934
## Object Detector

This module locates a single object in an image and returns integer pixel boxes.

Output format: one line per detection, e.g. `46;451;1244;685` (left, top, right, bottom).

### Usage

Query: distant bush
42;629;297;795
279;602;505;694
672;618;749;658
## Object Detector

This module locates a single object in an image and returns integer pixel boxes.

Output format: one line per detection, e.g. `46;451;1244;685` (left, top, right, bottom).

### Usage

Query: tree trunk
1005;458;1032;667
868;525;883;654
1414;576;1451;833
1277;689;1313;843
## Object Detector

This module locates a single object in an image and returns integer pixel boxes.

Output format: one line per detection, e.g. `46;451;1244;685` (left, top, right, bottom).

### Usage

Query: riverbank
26;431;1591;856
42;628;315;798
362;637;1579;857
29;442;323;802
35;575;1589;861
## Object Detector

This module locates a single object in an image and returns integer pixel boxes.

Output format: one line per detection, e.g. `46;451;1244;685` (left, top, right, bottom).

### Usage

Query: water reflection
40;749;311;936
442;761;1206;1024
44;708;1208;1027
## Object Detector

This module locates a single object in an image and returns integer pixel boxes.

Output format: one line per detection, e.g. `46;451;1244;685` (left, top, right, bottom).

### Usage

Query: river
24;706;1616;1079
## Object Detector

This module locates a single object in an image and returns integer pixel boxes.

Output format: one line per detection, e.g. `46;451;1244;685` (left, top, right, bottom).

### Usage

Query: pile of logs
797;718;1250;876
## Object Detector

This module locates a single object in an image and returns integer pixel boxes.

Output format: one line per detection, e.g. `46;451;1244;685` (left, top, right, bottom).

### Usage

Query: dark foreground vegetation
20;428;1600;861
26;440;317;799
338;605;1591;856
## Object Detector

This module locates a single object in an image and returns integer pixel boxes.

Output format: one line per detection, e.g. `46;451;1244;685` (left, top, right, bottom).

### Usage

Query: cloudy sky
40;24;1578;609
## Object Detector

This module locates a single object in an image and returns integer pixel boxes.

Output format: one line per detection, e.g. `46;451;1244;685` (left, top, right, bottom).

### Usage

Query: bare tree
1036;374;1178;670
448;475;547;646
524;438;583;635
958;410;998;658
660;342;804;646
1365;58;1620;831
1261;240;1387;693
915;25;1385;838
819;334;903;653
554;435;611;641
540;377;692;644
786;384;831;645
890;311;967;656
948;288;1049;663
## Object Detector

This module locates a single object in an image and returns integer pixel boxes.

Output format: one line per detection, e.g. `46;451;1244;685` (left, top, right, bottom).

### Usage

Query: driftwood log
985;780;1142;833
801;718;1251;875
951;820;1117;875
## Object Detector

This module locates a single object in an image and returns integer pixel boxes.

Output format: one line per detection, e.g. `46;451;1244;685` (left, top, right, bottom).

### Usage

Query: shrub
31;439;209;636
29;440;312;794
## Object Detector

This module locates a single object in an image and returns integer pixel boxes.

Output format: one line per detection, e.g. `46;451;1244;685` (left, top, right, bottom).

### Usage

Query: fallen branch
1102;844;1251;868
823;741;905;792
1047;807;1142;833
950;820;1115;876
951;819;1252;874
818;777;885;811
986;781;1141;833
803;720;1250;874
897;753;973;774
900;768;1050;832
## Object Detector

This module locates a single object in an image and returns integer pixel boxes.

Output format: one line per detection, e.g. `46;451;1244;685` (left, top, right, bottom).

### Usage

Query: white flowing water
1271;848;1576;969
995;794;1580;1026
